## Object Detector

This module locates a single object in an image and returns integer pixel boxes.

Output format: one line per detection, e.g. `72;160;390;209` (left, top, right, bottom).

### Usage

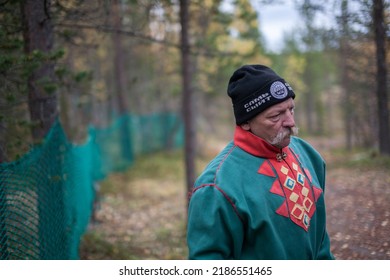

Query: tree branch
56;22;237;58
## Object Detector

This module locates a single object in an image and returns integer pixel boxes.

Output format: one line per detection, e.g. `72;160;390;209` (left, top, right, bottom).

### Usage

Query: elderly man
186;64;334;260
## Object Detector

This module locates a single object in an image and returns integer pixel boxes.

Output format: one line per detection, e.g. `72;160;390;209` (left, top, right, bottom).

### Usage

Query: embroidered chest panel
257;150;323;231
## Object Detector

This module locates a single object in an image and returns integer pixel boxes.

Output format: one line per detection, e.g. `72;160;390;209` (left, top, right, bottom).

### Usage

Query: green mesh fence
0;112;183;259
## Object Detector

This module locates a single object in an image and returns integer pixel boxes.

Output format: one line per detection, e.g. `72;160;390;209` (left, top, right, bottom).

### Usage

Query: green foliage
74;70;92;83
1;32;66;98
0;55;15;73
0;0;95;161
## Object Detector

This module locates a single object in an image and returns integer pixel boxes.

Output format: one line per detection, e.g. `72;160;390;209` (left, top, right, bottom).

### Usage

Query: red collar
233;126;285;159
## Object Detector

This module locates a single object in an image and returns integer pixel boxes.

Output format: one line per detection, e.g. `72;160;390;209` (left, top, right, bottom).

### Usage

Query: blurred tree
297;0;325;135
180;0;196;198
270;1;339;136
373;0;390;155
53;0;109;136
0;0;103;161
334;0;389;151
111;0;132;161
191;0;269;138
20;0;58;140
0;0;30;162
338;0;355;150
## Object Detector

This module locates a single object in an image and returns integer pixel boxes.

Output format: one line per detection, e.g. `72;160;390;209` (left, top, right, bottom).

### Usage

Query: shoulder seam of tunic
189;144;244;223
213;144;237;184
192;183;244;223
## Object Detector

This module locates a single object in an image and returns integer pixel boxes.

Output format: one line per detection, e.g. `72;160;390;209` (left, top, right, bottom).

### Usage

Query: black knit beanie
227;64;295;125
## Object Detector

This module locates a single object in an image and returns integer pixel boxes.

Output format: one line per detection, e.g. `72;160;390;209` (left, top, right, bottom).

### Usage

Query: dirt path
308;136;390;260
326;167;390;259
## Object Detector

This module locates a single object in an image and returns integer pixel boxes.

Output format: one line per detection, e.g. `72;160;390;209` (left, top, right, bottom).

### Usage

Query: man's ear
240;122;250;131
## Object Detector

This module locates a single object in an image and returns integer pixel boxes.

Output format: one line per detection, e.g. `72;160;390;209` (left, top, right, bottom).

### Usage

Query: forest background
0;0;389;260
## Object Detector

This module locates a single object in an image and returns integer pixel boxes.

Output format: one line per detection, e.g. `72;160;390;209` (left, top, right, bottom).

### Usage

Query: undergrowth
79;149;207;260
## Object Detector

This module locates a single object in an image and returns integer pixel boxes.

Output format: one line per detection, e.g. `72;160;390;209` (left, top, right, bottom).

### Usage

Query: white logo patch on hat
270;81;288;99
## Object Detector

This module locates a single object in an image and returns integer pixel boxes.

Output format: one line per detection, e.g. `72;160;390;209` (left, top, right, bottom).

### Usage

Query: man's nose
283;110;295;127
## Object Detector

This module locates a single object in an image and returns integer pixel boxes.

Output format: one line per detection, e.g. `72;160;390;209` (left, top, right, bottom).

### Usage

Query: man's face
241;98;297;149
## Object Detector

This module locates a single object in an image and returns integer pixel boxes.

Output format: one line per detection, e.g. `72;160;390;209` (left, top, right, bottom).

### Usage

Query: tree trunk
112;0;129;115
373;0;390;155
21;0;58;140
339;0;353;151
20;0;65;259
180;0;196;203
112;0;133;162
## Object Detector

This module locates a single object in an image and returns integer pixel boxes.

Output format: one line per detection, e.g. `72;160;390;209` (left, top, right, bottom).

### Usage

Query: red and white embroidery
258;150;322;231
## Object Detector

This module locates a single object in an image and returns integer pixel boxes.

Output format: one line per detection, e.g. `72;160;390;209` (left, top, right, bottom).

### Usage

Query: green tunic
187;126;334;260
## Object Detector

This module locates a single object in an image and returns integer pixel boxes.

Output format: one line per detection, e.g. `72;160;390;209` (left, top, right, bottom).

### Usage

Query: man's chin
282;136;292;147
273;136;291;149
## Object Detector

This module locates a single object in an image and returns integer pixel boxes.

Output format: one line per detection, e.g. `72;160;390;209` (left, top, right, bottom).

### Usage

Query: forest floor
309;136;390;260
79;135;390;260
